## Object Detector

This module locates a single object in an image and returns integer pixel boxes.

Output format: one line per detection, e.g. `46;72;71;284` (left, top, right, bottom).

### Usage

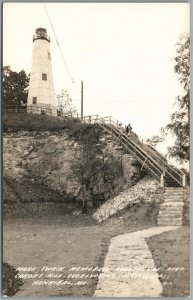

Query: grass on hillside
146;226;190;297
3;111;80;132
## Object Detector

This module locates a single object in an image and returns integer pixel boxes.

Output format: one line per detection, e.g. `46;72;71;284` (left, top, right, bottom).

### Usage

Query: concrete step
164;195;184;198
157;215;182;220
164;192;184;195
158;220;182;224
158;211;182;216
158;215;182;220
165;186;183;192
164;195;184;200
157;221;182;226
159;209;183;214
159;203;183;211
163;198;183;202
161;201;184;206
158;217;182;222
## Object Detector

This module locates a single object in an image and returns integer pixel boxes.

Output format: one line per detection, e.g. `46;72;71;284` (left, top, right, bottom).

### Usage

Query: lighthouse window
32;97;37;104
48;52;51;60
42;73;47;80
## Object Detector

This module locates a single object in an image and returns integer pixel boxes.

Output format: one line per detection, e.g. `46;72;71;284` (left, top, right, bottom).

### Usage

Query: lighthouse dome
33;27;50;43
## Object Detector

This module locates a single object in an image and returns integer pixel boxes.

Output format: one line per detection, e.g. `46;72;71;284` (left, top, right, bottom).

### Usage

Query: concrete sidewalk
94;226;177;297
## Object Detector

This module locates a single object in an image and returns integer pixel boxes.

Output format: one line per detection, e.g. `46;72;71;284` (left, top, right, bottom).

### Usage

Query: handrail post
161;173;165;188
182;174;186;187
161;172;165;202
89;116;91;124
116;120;119;128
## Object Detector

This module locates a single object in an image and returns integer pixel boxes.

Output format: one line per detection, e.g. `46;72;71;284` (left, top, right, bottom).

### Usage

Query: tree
69;123;123;211
164;34;190;162
146;135;165;148
56;89;77;117
69;124;103;212
3;66;29;108
147;34;190;163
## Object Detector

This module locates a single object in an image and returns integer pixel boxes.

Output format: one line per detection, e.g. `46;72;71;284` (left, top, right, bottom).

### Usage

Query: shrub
3;263;23;296
68;123;103;143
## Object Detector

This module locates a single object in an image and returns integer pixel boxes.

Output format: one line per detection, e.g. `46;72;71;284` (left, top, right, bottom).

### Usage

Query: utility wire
43;3;81;93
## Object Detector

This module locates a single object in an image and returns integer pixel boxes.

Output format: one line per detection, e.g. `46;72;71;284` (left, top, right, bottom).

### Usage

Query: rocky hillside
93;176;162;222
3;119;146;207
3;112;161;210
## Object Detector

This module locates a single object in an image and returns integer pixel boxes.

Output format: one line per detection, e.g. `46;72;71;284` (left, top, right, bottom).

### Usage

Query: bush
68;123;103;143
3;263;23;296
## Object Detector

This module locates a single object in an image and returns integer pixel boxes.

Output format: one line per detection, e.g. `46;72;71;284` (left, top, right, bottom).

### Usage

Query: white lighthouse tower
27;27;57;116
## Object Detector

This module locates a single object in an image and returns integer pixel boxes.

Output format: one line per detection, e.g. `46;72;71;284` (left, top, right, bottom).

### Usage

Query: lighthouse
27;28;57;116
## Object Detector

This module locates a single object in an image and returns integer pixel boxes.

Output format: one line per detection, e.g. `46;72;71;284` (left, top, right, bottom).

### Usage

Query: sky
3;2;189;167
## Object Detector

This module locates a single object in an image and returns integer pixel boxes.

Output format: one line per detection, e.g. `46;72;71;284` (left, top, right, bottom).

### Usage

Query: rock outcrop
122;154;142;187
3;131;121;204
3;126;150;206
93;176;162;222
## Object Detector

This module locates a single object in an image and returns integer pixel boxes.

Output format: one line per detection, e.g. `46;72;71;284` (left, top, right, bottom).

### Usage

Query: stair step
158;217;182;221
160;207;183;211
164;197;184;200
164;192;184;195
157;221;182;226
164;198;183;202
163;196;184;200
158;211;182;215
158;216;182;221
159;203;183;210
161;201;184;206
164;193;183;196
165;188;184;191
164;191;184;195
157;215;182;220
160;204;182;208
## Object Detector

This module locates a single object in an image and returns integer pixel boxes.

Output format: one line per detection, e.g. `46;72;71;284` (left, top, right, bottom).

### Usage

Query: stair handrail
104;121;184;186
100;121;167;181
83;114;185;178
83;114;185;186
99;119;165;173
105;116;184;177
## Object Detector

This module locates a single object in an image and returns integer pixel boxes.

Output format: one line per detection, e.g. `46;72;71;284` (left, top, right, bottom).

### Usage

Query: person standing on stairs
118;123;124;134
126;123;132;136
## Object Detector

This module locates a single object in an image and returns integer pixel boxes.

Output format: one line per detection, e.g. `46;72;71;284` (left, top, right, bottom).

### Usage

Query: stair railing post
161;172;165;202
160;174;165;188
182;174;186;187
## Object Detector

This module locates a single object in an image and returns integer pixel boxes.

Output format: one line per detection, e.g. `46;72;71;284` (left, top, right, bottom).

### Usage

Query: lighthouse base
27;104;57;117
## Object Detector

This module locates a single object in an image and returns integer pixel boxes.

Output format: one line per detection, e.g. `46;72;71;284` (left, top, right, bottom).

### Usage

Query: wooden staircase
81;114;187;226
83;115;186;185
